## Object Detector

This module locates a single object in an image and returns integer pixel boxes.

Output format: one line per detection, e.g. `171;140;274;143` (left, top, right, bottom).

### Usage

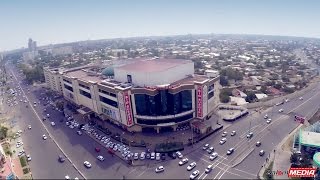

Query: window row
99;96;118;108
99;89;117;97
79;89;91;99
135;90;192;116
137;113;193;125
79;83;90;90
64;84;73;92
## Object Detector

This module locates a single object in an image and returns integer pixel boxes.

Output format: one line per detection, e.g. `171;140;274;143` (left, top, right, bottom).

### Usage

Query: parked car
259;150;265;156
176;151;183;159
84;161;92;168
209;152;218;160
190;170;200;180
155;166;165;173
227;148;234;155
202;144;209;150
222;131;227;137
207;147;214;154
279;109;284;113
205;165;213;173
230;131;236;136
151;152;156;160
161;153;166;160
156;153;161;161
219;138;227;145
97;155;104;161
187;162;197;171
179;158;189;166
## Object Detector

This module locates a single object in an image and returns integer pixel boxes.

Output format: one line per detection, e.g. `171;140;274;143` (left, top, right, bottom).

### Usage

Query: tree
219;89;232;103
260;85;268;94
55;100;64;111
219;76;229;86
0;126;9;140
245;92;257;103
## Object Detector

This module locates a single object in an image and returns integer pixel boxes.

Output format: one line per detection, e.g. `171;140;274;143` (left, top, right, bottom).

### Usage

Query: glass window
79;89;91;99
134;89;192;116
64;84;73;92
99;96;118;108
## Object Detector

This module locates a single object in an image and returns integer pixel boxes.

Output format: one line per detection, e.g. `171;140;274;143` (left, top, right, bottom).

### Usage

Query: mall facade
44;58;220;133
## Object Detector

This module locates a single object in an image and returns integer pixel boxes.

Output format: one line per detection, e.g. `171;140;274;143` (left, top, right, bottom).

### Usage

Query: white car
156;153;160;161
179;158;189;166
26;154;31;161
28;125;31;129
42;134;47;140
222;131;227;137
266;119;272;124
190;170;200;180
210;152;218;160
279;109;284;113
230;131;236;136
97;155;104;161
187;162;197;171
176;151;183;159
65;175;70;180
202;144;209;150
51;122;56;126
205;164;213;173
264;114;268;119
155;166;165;173
84;161;92;168
219;138;227;145
299;97;303;100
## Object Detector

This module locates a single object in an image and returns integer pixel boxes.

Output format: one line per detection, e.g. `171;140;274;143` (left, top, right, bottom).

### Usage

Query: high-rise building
28;38;33;51
27;38;37;51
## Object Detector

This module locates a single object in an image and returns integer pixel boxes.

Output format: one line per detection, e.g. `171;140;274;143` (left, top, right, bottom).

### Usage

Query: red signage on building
288;167;316;178
197;86;203;118
123;92;133;126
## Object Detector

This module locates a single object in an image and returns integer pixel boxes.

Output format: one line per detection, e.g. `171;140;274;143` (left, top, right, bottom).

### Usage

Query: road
4;50;320;180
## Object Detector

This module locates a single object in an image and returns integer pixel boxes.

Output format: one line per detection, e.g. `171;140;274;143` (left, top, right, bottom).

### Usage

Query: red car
95;147;100;152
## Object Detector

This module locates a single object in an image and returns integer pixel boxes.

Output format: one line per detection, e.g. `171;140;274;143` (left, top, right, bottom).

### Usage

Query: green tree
219;89;232;103
245;92;257;103
0;126;9;140
219;76;229;86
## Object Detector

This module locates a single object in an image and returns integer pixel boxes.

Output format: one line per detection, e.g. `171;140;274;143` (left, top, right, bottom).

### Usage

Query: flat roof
170;74;208;86
65;69;102;83
300;130;320;148
116;59;192;73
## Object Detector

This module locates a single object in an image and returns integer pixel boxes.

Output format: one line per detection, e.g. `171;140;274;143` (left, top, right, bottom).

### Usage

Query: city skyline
1;0;320;51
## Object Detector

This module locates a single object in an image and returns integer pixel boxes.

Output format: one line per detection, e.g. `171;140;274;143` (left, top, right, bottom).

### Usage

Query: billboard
197;86;203;118
123;92;134;126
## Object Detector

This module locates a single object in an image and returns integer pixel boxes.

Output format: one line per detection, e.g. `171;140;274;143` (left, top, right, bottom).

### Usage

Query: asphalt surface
4;54;320;179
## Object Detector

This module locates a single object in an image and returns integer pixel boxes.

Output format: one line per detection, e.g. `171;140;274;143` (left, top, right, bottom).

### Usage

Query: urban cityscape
0;0;320;180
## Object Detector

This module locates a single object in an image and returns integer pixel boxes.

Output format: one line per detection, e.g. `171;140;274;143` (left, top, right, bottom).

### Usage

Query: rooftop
116;58;192;73
64;68;103;83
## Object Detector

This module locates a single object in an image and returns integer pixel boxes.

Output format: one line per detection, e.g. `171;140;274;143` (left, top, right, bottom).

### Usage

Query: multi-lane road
4;58;320;179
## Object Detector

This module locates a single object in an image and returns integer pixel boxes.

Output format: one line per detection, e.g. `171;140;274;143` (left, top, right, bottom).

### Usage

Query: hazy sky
1;0;320;51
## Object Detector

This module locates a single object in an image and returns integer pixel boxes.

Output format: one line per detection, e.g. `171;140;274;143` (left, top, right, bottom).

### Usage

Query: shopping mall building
44;58;220;133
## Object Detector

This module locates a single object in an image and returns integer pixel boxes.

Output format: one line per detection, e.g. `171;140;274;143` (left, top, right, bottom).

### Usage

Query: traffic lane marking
10;69;86;179
216;91;320;179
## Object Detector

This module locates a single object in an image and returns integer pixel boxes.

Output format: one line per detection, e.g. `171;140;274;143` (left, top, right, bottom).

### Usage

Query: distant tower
28;38;33;51
32;41;37;51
